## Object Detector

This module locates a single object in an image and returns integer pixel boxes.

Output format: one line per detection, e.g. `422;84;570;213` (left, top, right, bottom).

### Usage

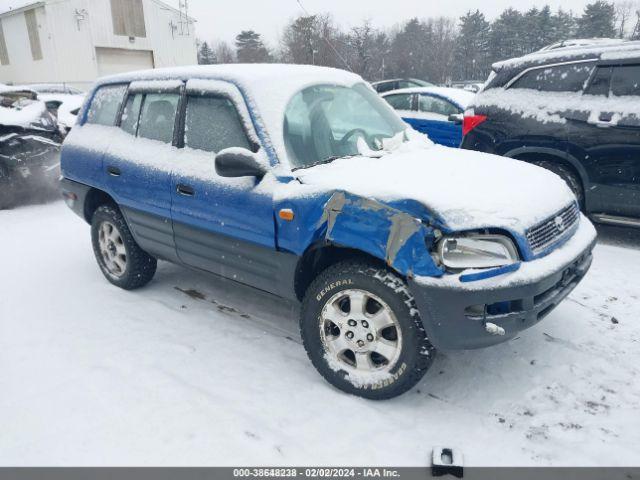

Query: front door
567;63;640;218
411;94;463;148
170;80;281;293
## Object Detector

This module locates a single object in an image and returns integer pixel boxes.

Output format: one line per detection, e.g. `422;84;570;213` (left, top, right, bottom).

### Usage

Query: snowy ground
1;200;639;467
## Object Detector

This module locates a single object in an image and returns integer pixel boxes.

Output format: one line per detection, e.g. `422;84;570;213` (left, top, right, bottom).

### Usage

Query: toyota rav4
60;65;597;399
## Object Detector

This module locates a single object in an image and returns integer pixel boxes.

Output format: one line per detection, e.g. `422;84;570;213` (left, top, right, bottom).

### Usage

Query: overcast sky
174;0;596;45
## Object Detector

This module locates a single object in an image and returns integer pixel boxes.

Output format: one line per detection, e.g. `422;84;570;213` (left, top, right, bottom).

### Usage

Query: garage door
95;47;154;77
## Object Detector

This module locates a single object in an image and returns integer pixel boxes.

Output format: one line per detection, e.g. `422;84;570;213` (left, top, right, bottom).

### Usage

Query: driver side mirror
215;148;267;178
448;113;464;124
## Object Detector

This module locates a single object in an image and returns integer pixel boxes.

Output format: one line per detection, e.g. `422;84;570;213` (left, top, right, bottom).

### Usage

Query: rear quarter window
510;62;595;92
86;84;127;126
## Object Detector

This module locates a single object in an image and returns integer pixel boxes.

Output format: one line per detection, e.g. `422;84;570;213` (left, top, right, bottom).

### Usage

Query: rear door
567;62;640;218
103;81;183;262
170;80;280;292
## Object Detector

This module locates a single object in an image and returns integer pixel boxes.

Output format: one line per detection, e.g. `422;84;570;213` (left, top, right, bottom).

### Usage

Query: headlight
437;234;519;269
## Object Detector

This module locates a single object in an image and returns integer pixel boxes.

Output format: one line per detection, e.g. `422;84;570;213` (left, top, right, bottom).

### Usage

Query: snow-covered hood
294;141;576;235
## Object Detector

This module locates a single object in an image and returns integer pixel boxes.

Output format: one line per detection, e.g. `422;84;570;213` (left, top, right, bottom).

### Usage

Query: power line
295;0;353;71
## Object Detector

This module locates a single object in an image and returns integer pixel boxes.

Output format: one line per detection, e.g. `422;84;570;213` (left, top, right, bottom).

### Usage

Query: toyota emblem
555;216;565;232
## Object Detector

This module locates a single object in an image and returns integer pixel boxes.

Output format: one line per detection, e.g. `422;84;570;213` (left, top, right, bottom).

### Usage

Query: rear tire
532;160;585;210
300;261;435;400
91;205;157;290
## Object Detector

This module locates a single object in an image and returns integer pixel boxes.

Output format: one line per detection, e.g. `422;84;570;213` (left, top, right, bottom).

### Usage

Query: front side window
184;96;251;153
137;93;180;143
384;93;413;111
611;65;640;96
511;62;595;92
284;83;406;169
418;95;459;117
86;84;127;126
120;93;143;136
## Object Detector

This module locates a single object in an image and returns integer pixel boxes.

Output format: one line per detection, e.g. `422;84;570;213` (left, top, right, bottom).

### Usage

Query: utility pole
178;0;190;36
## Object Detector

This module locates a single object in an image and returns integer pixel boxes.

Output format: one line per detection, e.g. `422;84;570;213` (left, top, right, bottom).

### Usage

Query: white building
0;0;197;90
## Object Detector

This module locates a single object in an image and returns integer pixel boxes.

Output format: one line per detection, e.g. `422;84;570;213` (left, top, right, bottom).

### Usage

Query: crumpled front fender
279;191;444;278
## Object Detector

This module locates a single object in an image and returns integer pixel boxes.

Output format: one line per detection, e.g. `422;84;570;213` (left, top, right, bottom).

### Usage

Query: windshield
284;83;407;169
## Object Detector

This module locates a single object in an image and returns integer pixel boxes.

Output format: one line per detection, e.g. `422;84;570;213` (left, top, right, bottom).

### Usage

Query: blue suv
61;65;597;399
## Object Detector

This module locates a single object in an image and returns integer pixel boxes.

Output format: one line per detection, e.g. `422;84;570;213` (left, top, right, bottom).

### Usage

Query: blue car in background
382;87;476;147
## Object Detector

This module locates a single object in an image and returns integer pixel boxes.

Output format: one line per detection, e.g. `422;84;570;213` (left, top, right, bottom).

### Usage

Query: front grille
526;203;580;255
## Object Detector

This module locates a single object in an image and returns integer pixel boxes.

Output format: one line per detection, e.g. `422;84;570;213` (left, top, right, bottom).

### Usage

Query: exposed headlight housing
437;234;519;270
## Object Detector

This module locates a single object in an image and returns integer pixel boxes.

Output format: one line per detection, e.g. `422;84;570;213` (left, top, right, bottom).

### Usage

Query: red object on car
462;109;488;136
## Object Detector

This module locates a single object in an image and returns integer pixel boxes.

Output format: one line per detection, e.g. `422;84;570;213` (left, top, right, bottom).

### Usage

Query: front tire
91;205;157;290
300;261;435;400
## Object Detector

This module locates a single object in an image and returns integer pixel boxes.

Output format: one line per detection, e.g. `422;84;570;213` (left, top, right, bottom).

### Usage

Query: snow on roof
97;64;363;166
0;99;46;128
0;0;41;16
494;40;640;71
538;38;626;52
0;84;37;95
382;86;476;108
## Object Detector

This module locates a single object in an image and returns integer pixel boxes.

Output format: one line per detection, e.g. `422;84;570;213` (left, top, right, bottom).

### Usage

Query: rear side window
419;95;459;116
120;93;143;136
184;96;251;153
585;67;611;96
86;84;127;126
375;81;398;93
137;93;180;143
611;65;640;96
384;93;413;111
511;62;595;92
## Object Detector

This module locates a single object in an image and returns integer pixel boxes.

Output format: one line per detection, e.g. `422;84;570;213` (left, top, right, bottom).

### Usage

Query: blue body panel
171;175;276;250
403;117;462;148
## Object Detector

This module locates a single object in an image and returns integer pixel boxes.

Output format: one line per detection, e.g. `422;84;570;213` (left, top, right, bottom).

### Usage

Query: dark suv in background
462;40;640;227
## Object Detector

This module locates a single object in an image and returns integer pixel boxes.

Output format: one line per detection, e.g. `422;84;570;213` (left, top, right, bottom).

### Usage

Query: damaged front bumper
409;217;598;350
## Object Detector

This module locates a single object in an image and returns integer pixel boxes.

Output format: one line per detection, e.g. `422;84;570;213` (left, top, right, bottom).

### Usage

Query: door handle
176;184;195;196
587;113;617;128
107;166;121;177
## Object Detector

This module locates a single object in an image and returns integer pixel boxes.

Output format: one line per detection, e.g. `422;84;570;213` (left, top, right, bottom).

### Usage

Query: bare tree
214;41;236;63
615;0;636;37
633;8;640;38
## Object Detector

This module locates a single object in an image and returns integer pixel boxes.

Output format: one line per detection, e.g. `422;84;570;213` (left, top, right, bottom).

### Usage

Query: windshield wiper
292;156;348;171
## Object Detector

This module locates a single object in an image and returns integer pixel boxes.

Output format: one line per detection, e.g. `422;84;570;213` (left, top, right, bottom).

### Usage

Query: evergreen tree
197;41;217;65
577;1;617;37
389;18;430;80
235;30;270;63
490;8;525;63
552;8;578;41
454;10;491;80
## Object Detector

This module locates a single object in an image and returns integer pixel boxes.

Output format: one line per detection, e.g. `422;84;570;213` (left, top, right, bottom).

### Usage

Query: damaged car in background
60;65;597;400
0;86;64;209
